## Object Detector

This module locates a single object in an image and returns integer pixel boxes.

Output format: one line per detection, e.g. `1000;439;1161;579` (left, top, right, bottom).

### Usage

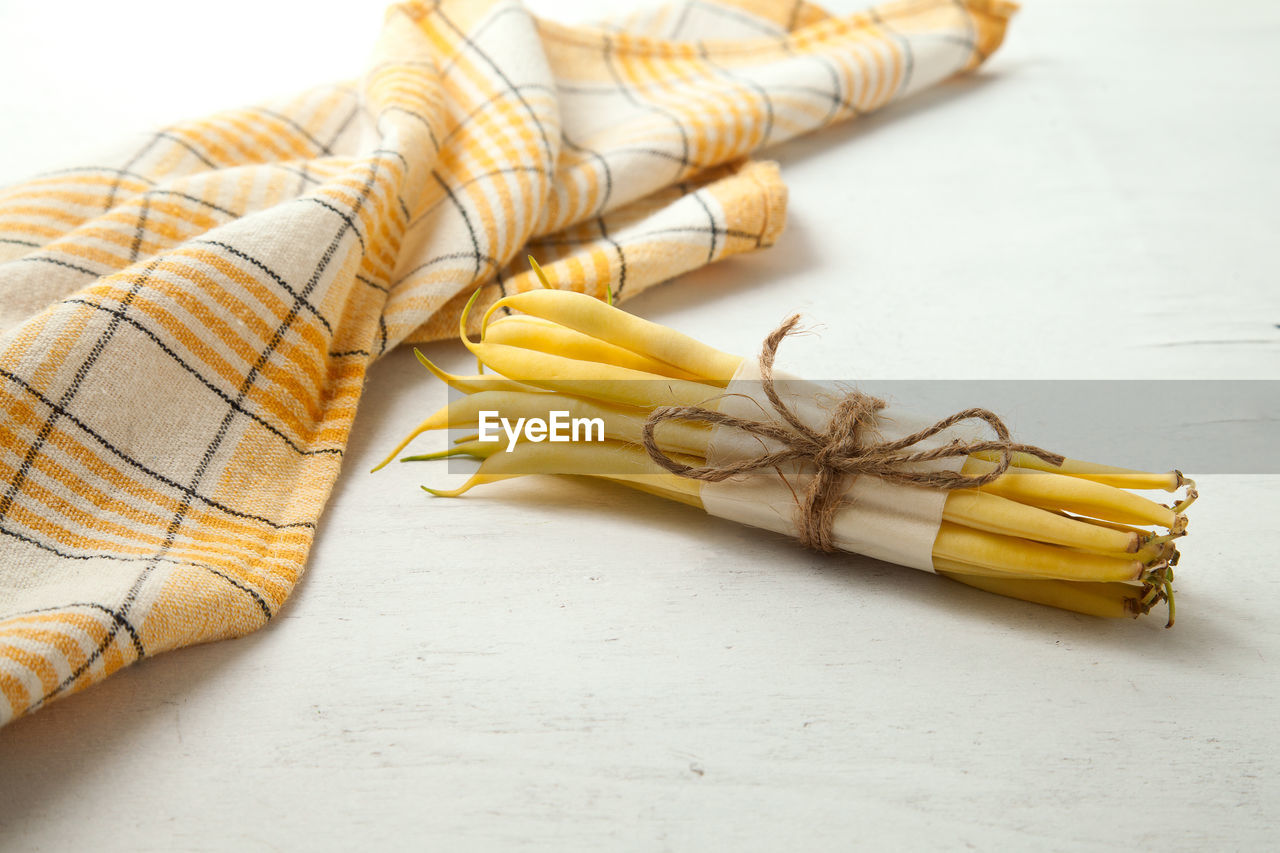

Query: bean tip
528;255;553;289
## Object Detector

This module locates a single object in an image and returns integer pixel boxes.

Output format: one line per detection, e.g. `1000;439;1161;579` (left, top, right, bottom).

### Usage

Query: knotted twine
642;316;1066;553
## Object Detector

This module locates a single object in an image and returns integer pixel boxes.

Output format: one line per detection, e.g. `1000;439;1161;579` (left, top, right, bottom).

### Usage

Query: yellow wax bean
423;439;703;498
484;314;714;384
388;389;714;460
374;395;508;470
963;457;1178;528
413;349;547;396
372;358;549;470
1049;512;1152;538
937;567;1140;619
602;477;706;508
480;289;742;382
400;441;501;462
941;490;1140;555
970;450;1182;491
932;522;1144;582
464;341;725;410
382;283;1193;622
371;388;565;472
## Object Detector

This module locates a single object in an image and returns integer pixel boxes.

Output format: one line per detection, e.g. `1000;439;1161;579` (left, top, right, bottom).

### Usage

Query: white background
1;0;1278;849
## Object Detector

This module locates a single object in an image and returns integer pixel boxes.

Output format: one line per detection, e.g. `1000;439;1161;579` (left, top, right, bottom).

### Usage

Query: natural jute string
642;316;1066;552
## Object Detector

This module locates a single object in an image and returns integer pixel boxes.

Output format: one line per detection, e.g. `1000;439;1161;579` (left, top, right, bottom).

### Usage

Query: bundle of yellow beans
375;263;1194;626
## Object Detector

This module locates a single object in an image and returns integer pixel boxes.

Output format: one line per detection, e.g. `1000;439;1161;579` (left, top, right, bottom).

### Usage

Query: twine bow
641;316;1065;552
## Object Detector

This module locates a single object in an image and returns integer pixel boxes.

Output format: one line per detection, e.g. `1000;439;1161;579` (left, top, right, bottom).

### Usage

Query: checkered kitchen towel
0;0;1016;725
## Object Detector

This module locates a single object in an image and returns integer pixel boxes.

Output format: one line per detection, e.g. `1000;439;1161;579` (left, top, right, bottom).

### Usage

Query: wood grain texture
1;0;1277;849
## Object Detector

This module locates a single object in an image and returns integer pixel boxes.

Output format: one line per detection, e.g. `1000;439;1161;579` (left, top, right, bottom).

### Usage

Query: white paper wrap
700;359;982;573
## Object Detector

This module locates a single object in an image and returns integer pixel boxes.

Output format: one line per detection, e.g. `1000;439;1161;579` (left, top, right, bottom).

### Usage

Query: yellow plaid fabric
0;0;1015;725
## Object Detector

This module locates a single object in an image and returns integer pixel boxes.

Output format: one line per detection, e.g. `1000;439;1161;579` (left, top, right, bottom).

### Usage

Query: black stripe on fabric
532;224;759;248
62;298;345;458
601;34;694;174
13;552;154;711
928;32;981;53
35;549;159;709
156;131;219;170
0;259;158;526
149;146;386;594
110;161;381;649
359;34;442;152
4;261;163;702
145;189;239;219
192;239;334;334
434;6;556;166
696;40;776;149
0;519;295;606
492;264;508;299
105;134;164;211
30;166;157;185
170;171;376;540
869;8;915;96
439;84;557;149
283;161;412;230
274;162;322;191
1;600;144;660
561;133;615;217
0;237;40;248
364;150;415;225
294;161;313;196
370;147;410;171
0;368;315;531
688;191;719;263
253;106;337;156
12;256;103;277
490;265;512;318
378;316;389;355
670;1;695;38
17;240;352;461
949;0;981;58
356;273;390;293
323;99;363;152
772;82;865;105
435;4;534;79
199;564;274;620
793;46;851;124
300;197;368;256
128;198;150;263
376;106;442;154
394;249;503;288
432;172;487;284
408;165;550;230
558;77;851;102
771;27;862;124
597;216;627;301
605;145;696;167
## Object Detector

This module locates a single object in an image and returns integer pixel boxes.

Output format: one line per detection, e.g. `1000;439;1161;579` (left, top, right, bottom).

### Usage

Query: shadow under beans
440;472;1240;660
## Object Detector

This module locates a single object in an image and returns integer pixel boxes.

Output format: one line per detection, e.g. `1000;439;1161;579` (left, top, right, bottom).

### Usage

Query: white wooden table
2;1;1277;849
